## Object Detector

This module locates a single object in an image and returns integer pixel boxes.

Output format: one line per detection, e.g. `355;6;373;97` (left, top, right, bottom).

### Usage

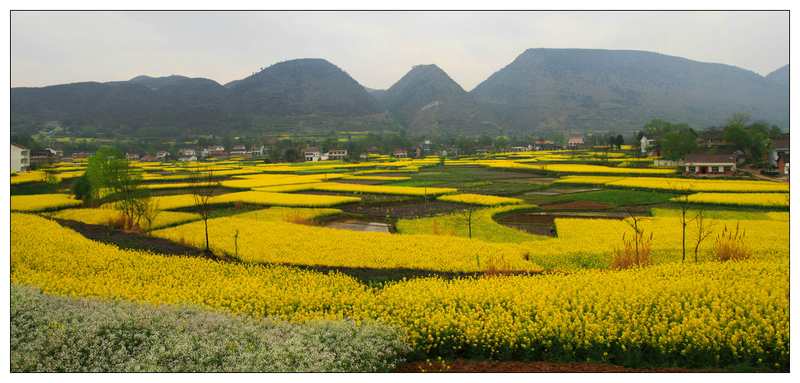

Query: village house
304;147;322;162
30;147;62;168
11;144;30;173
205;145;226;157
683;153;737;176
178;148;197;162
567;134;585;149
769;136;790;175
248;145;266;158
230;145;248;156
125;152;140;161
534;139;559;151
327;148;348;161
511;145;532;152
392;149;408;158
155;151;171;161
640;135;656;155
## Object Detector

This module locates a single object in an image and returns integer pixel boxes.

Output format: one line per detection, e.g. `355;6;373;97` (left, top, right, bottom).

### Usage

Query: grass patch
533;189;676;207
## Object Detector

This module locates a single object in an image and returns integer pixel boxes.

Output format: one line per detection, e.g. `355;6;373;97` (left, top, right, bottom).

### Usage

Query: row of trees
640;114;784;165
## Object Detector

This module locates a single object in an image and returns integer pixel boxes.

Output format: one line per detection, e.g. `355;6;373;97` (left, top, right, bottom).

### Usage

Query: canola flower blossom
10;194;82;212
555;176;789;193
437;193;523;206
152;216;538;272
49;208;201;230
11;213;788;369
674;193;789;208
308;182;457;196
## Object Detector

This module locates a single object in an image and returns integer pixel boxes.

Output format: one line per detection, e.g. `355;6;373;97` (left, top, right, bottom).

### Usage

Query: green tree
660;126;698;160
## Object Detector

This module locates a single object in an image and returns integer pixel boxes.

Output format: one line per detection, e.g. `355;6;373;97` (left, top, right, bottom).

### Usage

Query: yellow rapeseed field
309;182;457;196
211;191;360;207
675;193;789;208
437;193;523;206
11;213;788;369
483;161;675;175
555;176;789;193
49;208;201;230
10;194;82;212
151;216;538;272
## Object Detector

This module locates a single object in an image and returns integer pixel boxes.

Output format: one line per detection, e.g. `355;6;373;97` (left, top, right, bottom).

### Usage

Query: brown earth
397;359;721;373
541;200;611;210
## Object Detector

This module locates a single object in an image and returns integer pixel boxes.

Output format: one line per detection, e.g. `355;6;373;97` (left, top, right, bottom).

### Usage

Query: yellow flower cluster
104;191;359;210
556;176;789;192
220;173;344;189
48;208;201;230
309;182;457;196
340;175;412;182
675;193;789;208
11;213;371;322
482;161;674;175
11;213;788;368
211;191;360;207
10;194;82;212
522;216;788;269
152;216;538;272
230;207;342;222
437;193;523;206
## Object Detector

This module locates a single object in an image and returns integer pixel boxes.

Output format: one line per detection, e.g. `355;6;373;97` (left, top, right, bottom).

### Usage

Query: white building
640;136;652;154
11;144;30;173
304;147;322;162
327;149;348;160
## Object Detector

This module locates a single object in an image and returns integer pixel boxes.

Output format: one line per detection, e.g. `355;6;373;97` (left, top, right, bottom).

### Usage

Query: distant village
10;131;789;180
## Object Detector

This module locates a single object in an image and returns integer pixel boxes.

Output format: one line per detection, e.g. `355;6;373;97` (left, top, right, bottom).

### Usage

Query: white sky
10;11;789;91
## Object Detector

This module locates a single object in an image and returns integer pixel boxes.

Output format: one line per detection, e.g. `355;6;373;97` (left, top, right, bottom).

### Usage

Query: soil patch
541;200;611;210
340;200;471;219
495;211;632;236
397;359;720;373
54;218;205;257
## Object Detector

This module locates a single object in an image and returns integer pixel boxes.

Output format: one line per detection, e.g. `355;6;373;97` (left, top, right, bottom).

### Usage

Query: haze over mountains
11;49;789;138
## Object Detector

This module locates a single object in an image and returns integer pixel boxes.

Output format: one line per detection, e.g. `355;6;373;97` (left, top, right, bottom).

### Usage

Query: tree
724;115;771;165
692;210;715;263
660;126;697;160
72;173;92;203
190;168;219;255
84;147;125;203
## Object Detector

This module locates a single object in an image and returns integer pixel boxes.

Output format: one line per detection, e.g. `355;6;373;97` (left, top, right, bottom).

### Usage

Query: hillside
11;59;390;136
11;49;789;138
471;48;789;134
382;64;500;135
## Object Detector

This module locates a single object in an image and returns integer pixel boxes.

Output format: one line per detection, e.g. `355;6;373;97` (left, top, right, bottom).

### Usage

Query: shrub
713;223;752;262
611;231;653;269
10;286;410;372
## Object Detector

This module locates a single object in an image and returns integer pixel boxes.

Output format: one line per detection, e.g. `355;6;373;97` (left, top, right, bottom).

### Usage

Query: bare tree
692;210;715;263
191;167;219;255
671;181;696;263
462;207;475;239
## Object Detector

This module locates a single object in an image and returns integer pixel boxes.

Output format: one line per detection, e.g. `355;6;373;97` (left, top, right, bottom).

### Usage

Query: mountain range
11;49;789;138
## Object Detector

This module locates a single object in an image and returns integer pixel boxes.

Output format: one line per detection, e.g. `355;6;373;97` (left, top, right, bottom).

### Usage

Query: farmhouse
683;153;737;176
393;149;408;158
11;144;30;173
327;149;348;161
769;136;790;175
30;147;62;168
230;145;248;156
534;139;559;151
567;134;585;149
304;147;322;162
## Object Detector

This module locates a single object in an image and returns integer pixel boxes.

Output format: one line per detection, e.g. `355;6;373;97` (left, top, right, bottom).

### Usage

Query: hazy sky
11;11;789;91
